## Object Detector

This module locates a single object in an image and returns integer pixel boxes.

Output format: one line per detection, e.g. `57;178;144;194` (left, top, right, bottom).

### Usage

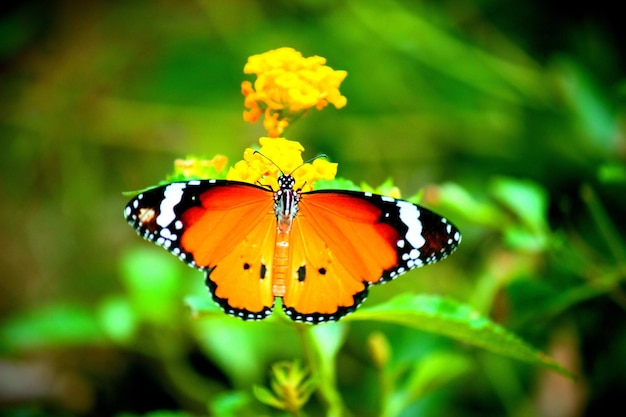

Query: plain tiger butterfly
124;174;461;323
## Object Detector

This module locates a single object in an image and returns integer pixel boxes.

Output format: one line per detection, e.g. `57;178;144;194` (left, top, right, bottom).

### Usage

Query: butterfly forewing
124;180;277;319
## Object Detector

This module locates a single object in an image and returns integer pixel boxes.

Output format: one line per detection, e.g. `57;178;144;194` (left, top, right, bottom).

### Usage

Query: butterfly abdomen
272;230;290;297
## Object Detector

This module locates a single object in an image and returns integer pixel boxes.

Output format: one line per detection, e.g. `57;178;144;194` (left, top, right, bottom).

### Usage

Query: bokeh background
1;0;625;416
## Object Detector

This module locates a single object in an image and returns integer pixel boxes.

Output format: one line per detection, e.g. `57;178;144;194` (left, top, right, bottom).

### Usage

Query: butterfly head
277;174;297;191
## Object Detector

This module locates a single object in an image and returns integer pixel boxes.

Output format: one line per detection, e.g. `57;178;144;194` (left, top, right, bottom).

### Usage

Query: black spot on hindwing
297;266;306;282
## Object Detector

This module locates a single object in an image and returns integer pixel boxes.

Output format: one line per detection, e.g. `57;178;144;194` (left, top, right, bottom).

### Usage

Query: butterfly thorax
273;175;300;233
271;175;301;297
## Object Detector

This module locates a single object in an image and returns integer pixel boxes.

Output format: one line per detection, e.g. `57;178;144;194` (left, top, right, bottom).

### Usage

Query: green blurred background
1;0;625;416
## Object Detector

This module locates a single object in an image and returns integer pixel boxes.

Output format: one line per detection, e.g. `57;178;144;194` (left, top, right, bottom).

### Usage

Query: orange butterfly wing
281;190;460;323
125;181;277;319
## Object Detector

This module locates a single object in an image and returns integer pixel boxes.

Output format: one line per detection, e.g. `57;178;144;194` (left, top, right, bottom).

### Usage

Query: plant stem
297;324;348;417
581;183;626;309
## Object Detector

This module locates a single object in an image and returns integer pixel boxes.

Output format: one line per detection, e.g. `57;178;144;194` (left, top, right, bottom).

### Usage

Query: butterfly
124;174;461;323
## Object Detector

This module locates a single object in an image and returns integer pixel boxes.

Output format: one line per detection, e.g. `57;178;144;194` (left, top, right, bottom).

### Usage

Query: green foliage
98;295;138;344
207;391;256;417
119;247;183;325
253;361;316;414
348;294;572;378
0;304;103;353
186;292;572;415
378;350;472;417
117;412;198;417
313;177;361;191
489;177;550;250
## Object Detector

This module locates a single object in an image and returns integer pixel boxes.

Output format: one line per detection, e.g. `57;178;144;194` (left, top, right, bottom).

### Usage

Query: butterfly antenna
253;151;329;177
289;154;329;176
253;151;284;176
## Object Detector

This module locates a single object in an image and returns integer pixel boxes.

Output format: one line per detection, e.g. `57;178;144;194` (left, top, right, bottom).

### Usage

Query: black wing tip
379;213;461;283
124;185;201;267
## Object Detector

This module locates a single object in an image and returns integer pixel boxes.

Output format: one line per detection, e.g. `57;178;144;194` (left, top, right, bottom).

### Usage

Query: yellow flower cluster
166;49;345;192
227;137;337;192
242;47;347;137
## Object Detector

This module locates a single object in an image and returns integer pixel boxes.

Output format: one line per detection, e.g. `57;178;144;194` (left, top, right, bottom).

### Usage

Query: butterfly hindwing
281;190;461;323
124;180;277;319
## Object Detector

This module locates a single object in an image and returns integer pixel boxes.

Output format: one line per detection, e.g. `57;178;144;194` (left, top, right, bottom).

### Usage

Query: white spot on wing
397;201;426;249
157;183;186;227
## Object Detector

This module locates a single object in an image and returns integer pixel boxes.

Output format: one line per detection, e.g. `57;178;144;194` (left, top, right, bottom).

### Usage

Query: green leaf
402;352;471;397
554;58;617;149
119;247;183;324
345;293;573;378
252;385;285;409
350;0;547;103
299;322;348;417
384;352;471;417
184;294;224;318
314;176;361;191
253;361;316;412
360;178;401;197
191;317;301;387
309;321;347;361
435;182;504;227
489;177;548;233
116;411;197;417
489;177;550;250
503;226;548;251
0;304;102;352
598;163;626;183
97;296;137;344
208;391;254;417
